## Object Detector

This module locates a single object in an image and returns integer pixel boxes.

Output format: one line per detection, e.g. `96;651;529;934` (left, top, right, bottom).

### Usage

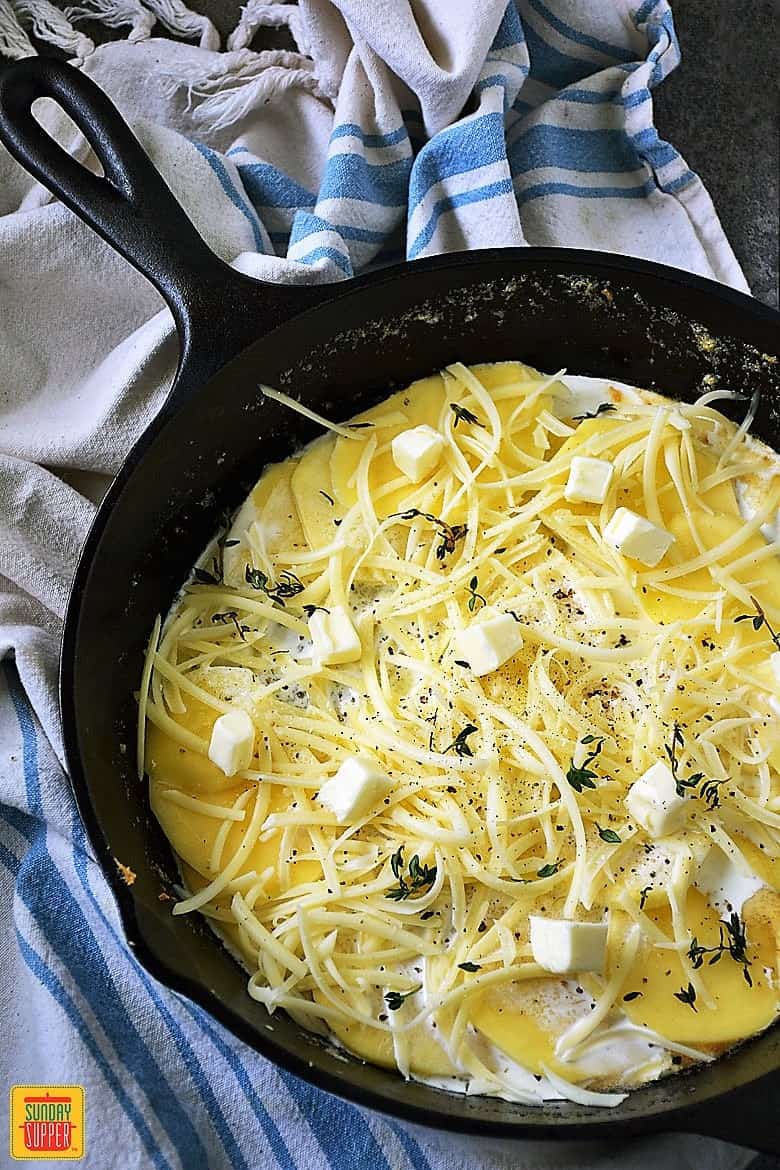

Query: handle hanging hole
30;96;106;178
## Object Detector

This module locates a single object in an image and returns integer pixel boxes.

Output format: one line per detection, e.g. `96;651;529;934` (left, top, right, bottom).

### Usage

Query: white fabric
0;3;761;1168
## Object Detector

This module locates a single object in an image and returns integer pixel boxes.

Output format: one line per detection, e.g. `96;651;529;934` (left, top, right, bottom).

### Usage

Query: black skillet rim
60;245;780;1139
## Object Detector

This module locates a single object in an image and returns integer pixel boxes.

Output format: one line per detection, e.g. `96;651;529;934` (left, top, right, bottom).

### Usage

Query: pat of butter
603;507;674;567
317;756;393;823
625;761;687;838
529;916;608;975
391;425;445;482
453;611;523;678
309;606;362;665
695;846;763;913
208;709;255;777
564;456;614;504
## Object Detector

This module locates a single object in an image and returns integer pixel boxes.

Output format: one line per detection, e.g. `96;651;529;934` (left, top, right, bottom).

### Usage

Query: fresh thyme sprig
572;403;616;421
384;986;421;1010
450;403;484;429
245;566;305;606
466;576;487;613
386;847;437;901
688;911;753;987
391;508;468;561
665;723;724;809
565;735;604;793
735;596;780;650
443;723;479;758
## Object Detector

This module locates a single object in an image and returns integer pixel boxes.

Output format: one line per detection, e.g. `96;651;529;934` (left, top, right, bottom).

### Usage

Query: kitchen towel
0;1;761;1168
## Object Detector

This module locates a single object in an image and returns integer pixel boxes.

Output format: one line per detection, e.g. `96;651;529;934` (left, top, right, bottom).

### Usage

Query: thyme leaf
565;736;604;793
386;847;437;901
597;825;622;844
244;565;304;606
384;986;421;1011
244;566;268;592
536;862;561;878
450;403;484;429
572;403;616;421
457;962;481;973
673;982;698;1012
193;567;219;585
467;576;487;613
443;723;479;758
390;845;405;881
735;596;780;651
269;570;305;602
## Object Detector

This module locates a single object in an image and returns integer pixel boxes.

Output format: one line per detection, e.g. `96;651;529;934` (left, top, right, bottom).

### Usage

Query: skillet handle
0;56;330;388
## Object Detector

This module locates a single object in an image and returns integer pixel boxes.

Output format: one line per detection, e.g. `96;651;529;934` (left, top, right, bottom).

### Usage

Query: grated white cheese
142;363;780;1106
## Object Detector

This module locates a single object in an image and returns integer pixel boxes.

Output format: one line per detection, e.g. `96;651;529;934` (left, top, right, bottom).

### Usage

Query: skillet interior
62;249;780;1147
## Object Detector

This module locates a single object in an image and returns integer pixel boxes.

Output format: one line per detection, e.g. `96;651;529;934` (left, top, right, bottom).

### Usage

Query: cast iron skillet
1;56;780;1153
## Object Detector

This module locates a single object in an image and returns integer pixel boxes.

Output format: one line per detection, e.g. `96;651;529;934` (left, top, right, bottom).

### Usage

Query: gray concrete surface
652;0;779;305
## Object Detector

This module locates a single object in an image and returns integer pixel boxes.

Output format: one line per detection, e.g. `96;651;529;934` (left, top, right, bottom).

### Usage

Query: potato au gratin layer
141;361;780;1106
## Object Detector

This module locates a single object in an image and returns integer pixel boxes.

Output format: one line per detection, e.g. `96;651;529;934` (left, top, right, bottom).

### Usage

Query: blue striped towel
0;1;759;1167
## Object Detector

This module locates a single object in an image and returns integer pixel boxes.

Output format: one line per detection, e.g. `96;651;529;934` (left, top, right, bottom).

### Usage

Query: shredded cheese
141;361;780;1107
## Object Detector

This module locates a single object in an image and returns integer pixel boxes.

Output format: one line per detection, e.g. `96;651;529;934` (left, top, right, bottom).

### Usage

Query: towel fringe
0;0;35;57
143;0;219;50
161;46;330;131
227;0;307;55
65;0;155;45
11;0;94;60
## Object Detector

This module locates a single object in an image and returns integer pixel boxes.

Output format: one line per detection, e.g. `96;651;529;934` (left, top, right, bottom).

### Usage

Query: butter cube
564;456;614;504
625;761;686;838
453;612;523;677
309;606;362;665
694;846;763;913
208;709;255;776
391;425;445;482
529;916;608;975
603;507;674;567
317;756;393;823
